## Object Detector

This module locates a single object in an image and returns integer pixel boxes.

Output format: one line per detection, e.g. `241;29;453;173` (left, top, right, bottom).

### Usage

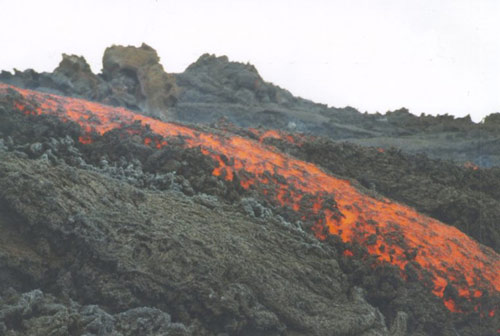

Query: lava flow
2;83;500;315
247;128;308;146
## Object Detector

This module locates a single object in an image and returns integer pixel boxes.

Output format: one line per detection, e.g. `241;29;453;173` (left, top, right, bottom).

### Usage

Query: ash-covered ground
0;45;499;336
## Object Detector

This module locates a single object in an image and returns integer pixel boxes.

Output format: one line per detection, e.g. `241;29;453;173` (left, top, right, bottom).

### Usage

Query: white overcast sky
1;0;499;121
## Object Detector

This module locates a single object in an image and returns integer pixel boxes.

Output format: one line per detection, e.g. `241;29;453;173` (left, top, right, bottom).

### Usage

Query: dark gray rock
0;289;191;336
177;54;295;106
0;152;390;335
389;311;408;336
240;197;272;218
52;54;110;101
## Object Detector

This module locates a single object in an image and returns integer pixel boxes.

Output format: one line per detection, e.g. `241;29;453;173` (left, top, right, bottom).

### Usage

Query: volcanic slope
0;150;395;336
0;83;499;335
240;128;500;254
2;44;500;167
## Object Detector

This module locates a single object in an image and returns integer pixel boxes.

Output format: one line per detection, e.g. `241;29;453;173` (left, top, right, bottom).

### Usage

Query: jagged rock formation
0;289;191;336
173;53;328;130
174;58;500;167
102;43;178;117
1;44;498;166
178;54;296;105
52;54;107;100
0;43;178;120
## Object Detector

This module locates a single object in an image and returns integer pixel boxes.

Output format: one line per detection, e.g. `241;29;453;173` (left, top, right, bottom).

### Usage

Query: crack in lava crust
2;83;499;314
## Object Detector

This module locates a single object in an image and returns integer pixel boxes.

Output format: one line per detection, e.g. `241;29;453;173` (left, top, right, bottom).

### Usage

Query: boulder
53;54;108;100
102;43;178;119
178;53;294;105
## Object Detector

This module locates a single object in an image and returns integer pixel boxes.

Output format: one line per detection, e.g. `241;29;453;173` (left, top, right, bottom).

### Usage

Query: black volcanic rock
0;151;392;336
484;112;500;126
52;54;108;100
171;55;500;167
177;53;295;106
0;289;191;336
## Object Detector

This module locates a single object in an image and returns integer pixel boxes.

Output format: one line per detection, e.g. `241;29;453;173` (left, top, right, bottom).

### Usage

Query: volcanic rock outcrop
177;53;294;105
0;43;178;120
102;43;178;117
52;54;106;100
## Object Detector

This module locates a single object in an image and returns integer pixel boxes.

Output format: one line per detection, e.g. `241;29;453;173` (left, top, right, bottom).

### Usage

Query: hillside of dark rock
0;45;499;336
0;92;497;335
242;131;500;253
1;44;499;167
0;107;402;335
1;150;399;335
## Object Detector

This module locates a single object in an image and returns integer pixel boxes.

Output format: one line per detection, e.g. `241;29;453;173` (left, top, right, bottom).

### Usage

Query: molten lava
248;128;307;146
2;83;499;315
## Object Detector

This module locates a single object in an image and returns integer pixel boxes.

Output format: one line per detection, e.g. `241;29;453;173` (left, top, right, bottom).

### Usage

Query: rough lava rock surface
1;44;500;335
0;43;178;120
1;91;498;335
52;54;108;101
0;151;392;336
102;43;178;118
1;43;499;166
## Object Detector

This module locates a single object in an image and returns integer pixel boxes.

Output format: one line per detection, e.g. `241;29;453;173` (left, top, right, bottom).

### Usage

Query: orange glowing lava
248;128;308;146
444;299;462;313
78;135;92;144
343;249;354;257
2;83;499;314
464;161;479;170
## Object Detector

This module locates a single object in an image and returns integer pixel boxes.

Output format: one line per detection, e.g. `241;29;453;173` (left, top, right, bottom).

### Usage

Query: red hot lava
2;83;499;315
248;128;307;146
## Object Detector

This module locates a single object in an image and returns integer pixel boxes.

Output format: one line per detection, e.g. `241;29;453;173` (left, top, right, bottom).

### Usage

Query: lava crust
0;83;499;335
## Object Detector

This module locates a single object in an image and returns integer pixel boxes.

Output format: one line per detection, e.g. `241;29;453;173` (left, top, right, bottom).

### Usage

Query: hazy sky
1;0;499;121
